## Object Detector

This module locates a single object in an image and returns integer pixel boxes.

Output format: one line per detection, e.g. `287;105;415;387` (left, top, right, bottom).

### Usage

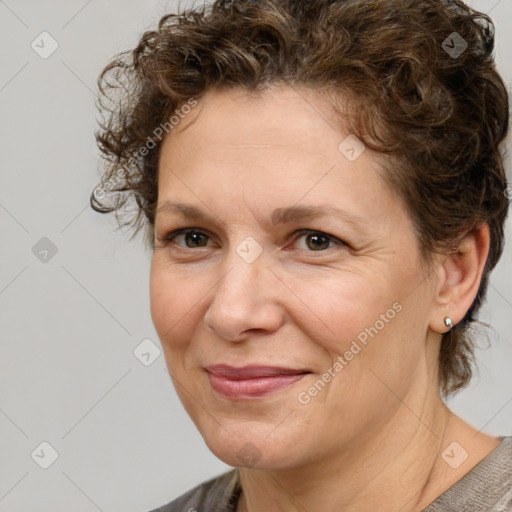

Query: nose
202;248;285;342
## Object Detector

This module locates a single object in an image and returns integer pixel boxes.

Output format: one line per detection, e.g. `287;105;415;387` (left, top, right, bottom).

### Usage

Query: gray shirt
148;436;512;512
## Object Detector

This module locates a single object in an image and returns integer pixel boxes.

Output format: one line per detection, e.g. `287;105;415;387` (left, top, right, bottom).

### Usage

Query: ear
429;223;490;334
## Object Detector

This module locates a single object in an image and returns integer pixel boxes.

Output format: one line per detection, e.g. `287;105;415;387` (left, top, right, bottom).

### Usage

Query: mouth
204;364;311;400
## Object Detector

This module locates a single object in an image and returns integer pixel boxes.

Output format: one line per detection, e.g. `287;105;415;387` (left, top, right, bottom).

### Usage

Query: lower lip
206;372;308;399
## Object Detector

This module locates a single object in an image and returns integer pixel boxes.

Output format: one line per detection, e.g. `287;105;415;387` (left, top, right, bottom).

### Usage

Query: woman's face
150;86;439;469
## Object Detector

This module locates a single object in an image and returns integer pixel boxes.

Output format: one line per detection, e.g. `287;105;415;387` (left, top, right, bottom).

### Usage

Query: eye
157;227;345;252
290;229;345;251
161;228;214;249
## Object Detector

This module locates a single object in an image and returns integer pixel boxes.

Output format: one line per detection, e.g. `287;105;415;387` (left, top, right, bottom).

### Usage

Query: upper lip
204;364;310;380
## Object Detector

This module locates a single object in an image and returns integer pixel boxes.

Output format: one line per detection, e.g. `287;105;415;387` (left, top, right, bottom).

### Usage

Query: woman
91;0;511;510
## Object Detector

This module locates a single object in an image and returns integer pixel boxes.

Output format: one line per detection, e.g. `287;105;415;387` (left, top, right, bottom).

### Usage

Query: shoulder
424;436;512;512
146;469;241;512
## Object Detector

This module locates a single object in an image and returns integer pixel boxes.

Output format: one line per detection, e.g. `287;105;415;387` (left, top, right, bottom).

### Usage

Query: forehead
155;86;400;228
166;86;344;150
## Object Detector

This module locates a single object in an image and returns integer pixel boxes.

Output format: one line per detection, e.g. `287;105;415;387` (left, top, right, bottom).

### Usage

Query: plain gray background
0;1;510;511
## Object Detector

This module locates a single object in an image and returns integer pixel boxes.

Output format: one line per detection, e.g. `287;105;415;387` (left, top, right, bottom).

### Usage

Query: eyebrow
155;201;370;232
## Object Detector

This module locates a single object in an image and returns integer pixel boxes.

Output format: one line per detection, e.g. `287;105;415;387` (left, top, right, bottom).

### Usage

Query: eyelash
160;227;346;252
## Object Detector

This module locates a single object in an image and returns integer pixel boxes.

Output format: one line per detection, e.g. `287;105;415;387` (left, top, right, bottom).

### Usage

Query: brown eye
292;230;343;251
164;229;212;248
181;231;209;248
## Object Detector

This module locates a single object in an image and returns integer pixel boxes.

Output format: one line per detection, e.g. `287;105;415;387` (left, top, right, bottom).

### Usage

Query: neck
236;392;478;512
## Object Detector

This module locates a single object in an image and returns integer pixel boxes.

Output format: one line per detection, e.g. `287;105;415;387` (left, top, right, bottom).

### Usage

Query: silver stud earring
444;317;453;330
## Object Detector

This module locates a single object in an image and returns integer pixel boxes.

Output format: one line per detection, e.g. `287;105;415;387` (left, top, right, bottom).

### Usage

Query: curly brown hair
91;0;509;397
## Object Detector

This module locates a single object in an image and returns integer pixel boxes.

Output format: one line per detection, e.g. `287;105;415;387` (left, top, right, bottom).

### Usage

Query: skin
150;86;500;512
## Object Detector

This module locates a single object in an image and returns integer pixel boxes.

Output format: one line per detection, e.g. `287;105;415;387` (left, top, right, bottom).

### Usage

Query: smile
204;365;311;400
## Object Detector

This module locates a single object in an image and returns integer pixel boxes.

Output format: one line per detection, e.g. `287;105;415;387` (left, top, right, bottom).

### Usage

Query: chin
200;425;307;470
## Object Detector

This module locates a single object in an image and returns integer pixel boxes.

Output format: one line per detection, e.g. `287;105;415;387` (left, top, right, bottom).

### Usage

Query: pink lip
204;365;310;400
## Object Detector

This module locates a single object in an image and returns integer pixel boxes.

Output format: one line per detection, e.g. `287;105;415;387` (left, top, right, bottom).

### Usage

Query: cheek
287;267;422;404
286;270;389;358
149;258;204;354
